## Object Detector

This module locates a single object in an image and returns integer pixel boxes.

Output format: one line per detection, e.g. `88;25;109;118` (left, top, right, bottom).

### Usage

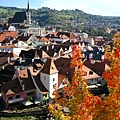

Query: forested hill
0;6;119;26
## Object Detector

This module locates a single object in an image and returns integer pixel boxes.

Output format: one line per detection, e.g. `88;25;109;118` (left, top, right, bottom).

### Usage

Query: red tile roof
33;74;49;94
4;31;18;38
0;33;5;42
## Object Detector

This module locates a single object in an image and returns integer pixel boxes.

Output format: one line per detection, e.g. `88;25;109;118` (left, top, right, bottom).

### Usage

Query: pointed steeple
27;1;29;12
26;1;31;24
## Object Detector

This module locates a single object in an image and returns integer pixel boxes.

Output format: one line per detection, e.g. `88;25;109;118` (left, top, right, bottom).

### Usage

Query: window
89;71;93;75
43;94;47;97
8;96;13;100
27;92;34;96
52;67;54;69
53;78;55;82
16;94;20;98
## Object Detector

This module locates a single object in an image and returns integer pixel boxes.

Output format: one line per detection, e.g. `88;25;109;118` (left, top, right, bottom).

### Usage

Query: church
11;1;31;26
9;1;45;36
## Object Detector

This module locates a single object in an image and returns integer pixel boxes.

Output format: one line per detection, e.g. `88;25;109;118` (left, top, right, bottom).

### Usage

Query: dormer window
66;72;70;75
52;67;54;69
89;71;93;75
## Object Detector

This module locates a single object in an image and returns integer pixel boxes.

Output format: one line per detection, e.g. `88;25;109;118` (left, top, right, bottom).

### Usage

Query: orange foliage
48;33;120;120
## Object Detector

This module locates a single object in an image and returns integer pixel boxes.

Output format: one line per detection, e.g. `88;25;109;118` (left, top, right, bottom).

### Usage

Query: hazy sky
0;0;120;16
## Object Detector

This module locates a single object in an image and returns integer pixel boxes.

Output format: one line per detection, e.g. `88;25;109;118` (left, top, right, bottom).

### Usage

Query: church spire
26;1;31;24
27;1;29;12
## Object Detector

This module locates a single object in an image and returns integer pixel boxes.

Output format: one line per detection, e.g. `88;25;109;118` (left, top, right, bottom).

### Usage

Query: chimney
2;66;4;69
52;44;54;49
89;53;93;59
47;46;49;51
10;40;12;45
22;83;25;91
17;68;20;76
32;58;34;65
90;60;95;64
101;55;104;62
7;57;10;64
19;57;22;64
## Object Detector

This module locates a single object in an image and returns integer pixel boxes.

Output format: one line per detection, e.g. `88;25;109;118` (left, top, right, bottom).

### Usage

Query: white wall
88;38;94;46
40;72;58;98
0;47;29;56
52;38;69;42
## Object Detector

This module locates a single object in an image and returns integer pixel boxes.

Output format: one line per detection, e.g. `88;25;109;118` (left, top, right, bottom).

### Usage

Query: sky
0;0;120;16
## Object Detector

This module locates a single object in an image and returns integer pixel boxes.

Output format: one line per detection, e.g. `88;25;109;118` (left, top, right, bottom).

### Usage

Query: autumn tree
48;33;120;120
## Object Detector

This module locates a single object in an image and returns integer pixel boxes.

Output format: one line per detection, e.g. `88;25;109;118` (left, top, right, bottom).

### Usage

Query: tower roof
41;58;58;74
27;1;30;12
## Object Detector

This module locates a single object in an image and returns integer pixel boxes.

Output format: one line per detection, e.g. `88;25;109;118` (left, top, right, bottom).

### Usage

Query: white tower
40;58;59;98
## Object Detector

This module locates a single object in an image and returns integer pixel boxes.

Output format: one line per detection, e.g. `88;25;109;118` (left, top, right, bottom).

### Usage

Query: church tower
26;1;31;24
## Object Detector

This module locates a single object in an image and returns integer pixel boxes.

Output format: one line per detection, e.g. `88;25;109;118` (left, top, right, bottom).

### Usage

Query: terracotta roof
20;69;28;78
37;49;50;58
33;74;49;94
39;36;51;42
15;69;36;89
58;74;68;87
0;52;15;57
82;65;100;80
35;63;42;68
61;35;69;39
4;31;18;37
41;58;59;74
19;49;50;59
0;45;16;48
0;33;5;42
20;69;36;91
84;60;107;76
40;45;64;57
0;57;8;65
29;67;41;76
17;34;32;41
54;57;74;79
55;57;100;82
1;78;22;95
0;69;15;83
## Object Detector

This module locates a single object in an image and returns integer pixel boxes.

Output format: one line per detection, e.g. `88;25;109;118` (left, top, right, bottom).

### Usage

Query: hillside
0;6;115;25
0;6;120;37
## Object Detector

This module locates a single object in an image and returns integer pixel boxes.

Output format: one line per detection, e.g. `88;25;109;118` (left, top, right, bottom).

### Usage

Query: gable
6;89;15;95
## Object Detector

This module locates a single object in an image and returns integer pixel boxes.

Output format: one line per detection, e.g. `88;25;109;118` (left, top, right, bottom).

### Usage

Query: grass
0;8;8;14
